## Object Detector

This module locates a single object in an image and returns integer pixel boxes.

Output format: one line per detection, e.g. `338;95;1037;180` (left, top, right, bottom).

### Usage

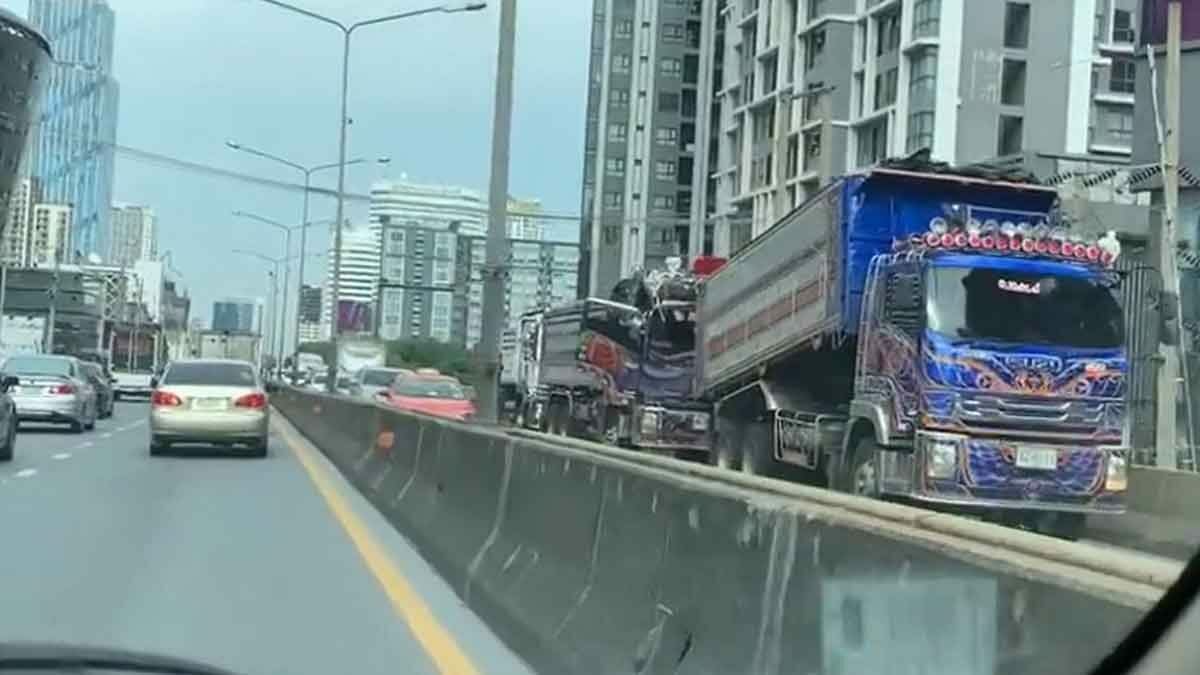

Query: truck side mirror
149;376;159;389
1;375;17;392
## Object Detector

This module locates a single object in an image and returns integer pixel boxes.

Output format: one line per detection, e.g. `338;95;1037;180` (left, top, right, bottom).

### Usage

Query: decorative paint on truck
696;164;1132;538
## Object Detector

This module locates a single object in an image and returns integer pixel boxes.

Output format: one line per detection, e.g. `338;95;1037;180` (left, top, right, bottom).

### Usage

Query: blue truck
696;167;1129;539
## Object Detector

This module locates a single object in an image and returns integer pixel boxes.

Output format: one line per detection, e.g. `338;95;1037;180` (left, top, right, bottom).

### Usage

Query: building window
604;192;623;209
660;57;682;76
1110;56;1135;94
606;157;626;175
385;229;405;256
433;259;452;285
906;111;935;152
608;123;627;142
658;91;680;112
431;291;452;342
856;118;889;167
805;30;826;71
611;88;630;105
655;127;678;145
874;67;898;109
662;23;684;40
1003;2;1030;49
652;195;675;210
1112;9;1135;43
612;53;631;73
1000;59;1026;105
383;254;406;282
912;0;941;39
908;47;938;108
603;224;621;244
808;0;828;21
615;19;633;38
1108;109;1134;143
656;160;677;179
876;12;900;56
997;115;1023;155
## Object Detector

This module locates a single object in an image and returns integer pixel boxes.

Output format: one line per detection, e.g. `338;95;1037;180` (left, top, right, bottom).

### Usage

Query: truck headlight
1105;452;1128;492
640;412;658;436
691;414;709;431
924;436;959;479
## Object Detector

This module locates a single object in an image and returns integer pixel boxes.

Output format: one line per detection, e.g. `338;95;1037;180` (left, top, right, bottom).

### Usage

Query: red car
379;375;476;421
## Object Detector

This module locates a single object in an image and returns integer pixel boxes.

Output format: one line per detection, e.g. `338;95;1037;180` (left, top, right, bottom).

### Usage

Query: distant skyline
2;0;590;326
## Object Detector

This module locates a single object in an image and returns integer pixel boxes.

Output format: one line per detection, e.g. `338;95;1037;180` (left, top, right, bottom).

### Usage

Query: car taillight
50;383;75;395
234;392;267;409
151;390;182;407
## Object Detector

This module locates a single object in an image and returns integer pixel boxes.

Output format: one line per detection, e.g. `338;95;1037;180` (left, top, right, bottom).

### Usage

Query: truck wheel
844;435;882;498
710;420;741;471
1037;512;1086;541
740;422;774;477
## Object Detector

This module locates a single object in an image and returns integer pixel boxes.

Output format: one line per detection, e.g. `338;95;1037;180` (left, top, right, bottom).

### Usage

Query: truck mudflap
633;405;712;452
877;432;1128;513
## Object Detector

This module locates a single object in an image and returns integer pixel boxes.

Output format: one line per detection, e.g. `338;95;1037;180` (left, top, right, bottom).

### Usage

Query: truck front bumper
879;431;1128;515
633;405;712;452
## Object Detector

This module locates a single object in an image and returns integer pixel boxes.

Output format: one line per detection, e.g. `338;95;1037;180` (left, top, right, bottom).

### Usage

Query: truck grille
955;393;1109;440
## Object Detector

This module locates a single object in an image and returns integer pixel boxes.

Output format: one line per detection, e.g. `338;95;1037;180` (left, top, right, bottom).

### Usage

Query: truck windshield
926;265;1124;349
646;306;696;357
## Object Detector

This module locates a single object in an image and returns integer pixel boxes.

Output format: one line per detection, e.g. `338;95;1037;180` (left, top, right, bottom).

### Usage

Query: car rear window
362;369;398;386
392;378;466;399
3;355;73;377
162;362;257;386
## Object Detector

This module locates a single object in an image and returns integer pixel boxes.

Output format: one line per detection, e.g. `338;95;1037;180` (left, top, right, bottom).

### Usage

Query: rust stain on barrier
377;430;395;454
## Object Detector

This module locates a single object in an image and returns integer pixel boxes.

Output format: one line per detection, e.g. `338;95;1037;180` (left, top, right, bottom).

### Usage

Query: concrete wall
273;389;1175;675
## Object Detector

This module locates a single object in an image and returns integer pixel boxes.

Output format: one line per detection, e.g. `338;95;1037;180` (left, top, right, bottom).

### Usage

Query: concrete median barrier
272;389;1178;675
1086;466;1200;560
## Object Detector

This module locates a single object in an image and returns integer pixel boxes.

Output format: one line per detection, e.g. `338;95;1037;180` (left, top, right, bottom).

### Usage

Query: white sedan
148;359;270;457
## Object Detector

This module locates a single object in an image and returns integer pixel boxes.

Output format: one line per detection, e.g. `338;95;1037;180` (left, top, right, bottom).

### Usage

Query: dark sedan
80;361;115;419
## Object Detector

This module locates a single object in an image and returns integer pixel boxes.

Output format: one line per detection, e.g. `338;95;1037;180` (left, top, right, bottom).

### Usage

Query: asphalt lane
0;401;533;675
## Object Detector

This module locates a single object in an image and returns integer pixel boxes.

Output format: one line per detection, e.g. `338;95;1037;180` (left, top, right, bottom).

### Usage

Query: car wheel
113;392;120;402
150;437;167;456
69;418;85;434
0;418;14;462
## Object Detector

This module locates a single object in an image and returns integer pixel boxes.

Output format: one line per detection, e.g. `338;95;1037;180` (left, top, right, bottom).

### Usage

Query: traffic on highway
2;0;1200;674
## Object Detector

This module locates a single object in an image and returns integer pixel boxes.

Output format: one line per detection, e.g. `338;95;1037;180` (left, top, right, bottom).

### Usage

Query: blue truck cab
696;167;1129;539
848;175;1128;536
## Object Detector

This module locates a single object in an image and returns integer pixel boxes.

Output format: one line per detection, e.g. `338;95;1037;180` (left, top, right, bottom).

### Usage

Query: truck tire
843;435;882;498
740;422;774;477
710;419;741;471
1037;512;1086;542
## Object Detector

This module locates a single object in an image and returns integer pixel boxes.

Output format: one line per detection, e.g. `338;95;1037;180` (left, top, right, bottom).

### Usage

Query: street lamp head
377;157;392;164
225;140;241;150
452;2;487;11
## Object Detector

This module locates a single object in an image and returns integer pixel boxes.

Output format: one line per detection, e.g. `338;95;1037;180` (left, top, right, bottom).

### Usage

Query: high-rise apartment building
369;178;547;239
692;0;1142;256
27;0;120;259
297;284;323;343
212;299;257;333
578;0;705;298
109;204;156;267
2;178;38;265
456;237;579;348
29;203;71;267
322;222;381;339
377;221;459;343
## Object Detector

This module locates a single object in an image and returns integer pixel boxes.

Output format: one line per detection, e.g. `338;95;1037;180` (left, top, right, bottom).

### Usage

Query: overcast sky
4;0;590;326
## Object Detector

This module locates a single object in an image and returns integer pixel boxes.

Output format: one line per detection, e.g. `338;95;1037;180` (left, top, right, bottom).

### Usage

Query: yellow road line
274;419;481;675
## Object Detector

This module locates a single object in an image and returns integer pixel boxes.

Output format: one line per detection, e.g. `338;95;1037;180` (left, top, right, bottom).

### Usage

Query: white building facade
322;222;381;339
110;204;157;267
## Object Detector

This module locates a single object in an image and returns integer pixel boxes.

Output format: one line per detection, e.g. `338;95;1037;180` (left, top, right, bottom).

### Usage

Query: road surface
0;402;533;675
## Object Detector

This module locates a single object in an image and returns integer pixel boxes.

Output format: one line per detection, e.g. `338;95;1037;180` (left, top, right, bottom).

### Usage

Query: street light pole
251;0;485;392
477;0;518;423
226;147;386;381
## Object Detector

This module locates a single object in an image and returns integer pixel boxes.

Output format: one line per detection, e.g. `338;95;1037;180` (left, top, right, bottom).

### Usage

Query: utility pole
44;239;61;354
1153;0;1183;469
477;0;518;424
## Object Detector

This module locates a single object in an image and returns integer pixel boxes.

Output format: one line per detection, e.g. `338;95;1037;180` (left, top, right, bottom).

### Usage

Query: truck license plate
1016;447;1058;471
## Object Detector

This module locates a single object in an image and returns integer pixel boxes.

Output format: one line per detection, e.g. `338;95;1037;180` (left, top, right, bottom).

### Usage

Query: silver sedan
149;359;270;457
3;354;98;433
